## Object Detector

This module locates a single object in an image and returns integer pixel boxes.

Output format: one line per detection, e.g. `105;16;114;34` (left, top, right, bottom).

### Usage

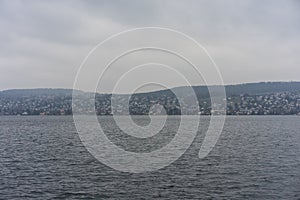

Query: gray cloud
0;0;299;92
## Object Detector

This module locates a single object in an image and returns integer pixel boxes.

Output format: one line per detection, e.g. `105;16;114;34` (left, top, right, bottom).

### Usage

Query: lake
0;116;299;199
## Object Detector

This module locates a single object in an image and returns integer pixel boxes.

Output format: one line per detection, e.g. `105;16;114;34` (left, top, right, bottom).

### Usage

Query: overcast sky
0;0;299;92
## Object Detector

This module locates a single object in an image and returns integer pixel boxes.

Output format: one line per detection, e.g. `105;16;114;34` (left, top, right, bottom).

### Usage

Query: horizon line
1;80;300;94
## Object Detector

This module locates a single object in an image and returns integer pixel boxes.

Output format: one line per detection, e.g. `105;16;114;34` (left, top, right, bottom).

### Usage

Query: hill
0;82;299;115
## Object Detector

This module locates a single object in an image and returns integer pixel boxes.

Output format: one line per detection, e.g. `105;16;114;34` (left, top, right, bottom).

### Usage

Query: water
0;116;299;199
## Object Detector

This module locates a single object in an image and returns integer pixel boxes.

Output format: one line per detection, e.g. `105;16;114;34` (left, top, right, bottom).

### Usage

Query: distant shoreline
1;82;300;116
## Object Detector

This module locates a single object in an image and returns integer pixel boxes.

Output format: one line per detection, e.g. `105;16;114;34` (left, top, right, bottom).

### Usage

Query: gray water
0;116;299;199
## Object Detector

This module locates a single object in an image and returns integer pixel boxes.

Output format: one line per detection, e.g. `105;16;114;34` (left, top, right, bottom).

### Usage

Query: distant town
0;82;300;116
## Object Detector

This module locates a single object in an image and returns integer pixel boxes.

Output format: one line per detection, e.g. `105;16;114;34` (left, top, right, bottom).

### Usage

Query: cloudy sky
0;0;299;92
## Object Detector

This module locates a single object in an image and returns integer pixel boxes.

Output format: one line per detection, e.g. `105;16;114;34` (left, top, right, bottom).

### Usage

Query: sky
0;0;299;92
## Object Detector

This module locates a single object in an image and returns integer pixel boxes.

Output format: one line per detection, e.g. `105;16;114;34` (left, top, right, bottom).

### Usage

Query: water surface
0;116;299;199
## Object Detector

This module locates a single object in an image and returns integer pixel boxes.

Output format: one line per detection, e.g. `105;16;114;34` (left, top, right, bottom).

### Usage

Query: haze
0;0;299;93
